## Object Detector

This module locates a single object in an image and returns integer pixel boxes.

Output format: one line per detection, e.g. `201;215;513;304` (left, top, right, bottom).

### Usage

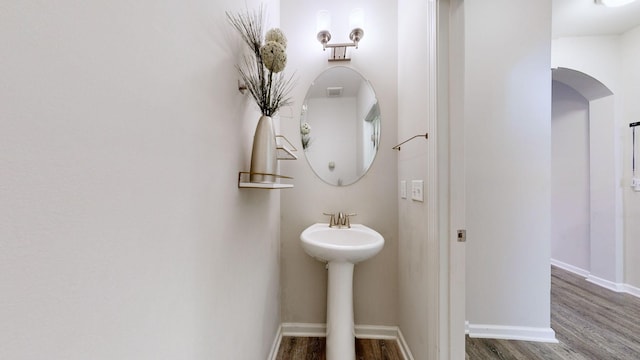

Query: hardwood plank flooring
275;337;403;360
277;267;640;359
466;266;640;359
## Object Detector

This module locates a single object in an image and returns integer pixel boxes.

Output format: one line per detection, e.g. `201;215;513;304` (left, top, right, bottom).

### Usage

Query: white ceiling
553;0;640;38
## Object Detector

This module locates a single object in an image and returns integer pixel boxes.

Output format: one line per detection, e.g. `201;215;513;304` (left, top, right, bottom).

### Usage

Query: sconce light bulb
348;8;364;49
316;10;332;50
349;8;365;30
316;10;332;33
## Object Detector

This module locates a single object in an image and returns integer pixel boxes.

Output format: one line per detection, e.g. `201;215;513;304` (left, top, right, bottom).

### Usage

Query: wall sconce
316;9;365;61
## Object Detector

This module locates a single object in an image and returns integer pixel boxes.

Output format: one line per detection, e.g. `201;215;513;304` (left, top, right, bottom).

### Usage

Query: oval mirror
300;66;381;186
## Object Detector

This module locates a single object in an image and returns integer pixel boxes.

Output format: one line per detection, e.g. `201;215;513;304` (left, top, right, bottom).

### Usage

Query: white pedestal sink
300;223;385;360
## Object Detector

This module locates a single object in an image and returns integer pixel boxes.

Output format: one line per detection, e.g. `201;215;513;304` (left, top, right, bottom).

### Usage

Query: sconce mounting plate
328;45;350;61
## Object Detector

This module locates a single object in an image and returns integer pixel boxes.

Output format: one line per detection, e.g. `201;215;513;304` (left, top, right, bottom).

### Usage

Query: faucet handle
344;213;357;228
323;212;336;227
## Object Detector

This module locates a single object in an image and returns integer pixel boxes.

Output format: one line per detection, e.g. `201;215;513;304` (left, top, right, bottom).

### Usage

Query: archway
552;67;624;290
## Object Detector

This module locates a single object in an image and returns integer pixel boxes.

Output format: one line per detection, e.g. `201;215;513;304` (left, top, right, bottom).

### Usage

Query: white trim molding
550;258;590;277
467;323;558;343
586;274;626;293
268;325;283;360
275;323;414;360
281;322;326;337
354;325;398;339
396;327;415;360
624;283;640;298
551;259;640;299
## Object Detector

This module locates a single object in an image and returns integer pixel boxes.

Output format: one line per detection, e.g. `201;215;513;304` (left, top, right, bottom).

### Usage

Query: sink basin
300;222;385;359
300;223;385;263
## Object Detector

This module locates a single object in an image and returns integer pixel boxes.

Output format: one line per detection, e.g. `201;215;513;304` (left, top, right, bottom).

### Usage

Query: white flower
265;28;287;49
301;122;311;135
227;7;295;116
261;41;287;73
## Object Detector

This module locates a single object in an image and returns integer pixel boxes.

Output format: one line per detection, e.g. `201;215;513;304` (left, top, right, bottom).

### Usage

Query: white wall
0;1;281;359
589;94;623;284
464;0;554;339
551;40;622;284
552;37;621;93
552;34;639;288
397;0;440;358
621;26;640;289
279;0;398;327
551;81;591;271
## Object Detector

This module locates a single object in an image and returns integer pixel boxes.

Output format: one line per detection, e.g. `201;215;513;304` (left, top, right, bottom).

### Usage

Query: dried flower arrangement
226;5;295;117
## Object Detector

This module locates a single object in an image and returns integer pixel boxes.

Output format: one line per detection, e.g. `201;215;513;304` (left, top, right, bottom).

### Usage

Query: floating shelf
238;182;294;189
237;135;297;189
237;172;294;189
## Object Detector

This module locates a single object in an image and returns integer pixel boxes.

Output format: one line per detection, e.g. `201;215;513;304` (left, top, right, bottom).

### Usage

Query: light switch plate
400;180;407;199
633;178;640;192
411;180;424;202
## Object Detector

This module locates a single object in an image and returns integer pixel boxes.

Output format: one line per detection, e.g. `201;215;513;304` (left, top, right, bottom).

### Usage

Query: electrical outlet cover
400;180;407;199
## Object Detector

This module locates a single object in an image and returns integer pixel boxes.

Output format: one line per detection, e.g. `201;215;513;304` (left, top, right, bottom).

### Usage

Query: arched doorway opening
552;67;624;289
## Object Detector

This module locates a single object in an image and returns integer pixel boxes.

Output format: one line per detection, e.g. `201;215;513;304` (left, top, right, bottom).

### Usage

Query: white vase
250;115;277;183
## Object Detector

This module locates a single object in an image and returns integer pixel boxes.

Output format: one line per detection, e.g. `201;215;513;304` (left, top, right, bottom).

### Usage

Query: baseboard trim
278;323;413;360
467;323;558;343
586;274;625;293
550;259;590;277
624;284;640;297
396;327;415;360
354;324;398;339
624;283;640;297
281;322;326;337
551;260;640;299
268;325;282;360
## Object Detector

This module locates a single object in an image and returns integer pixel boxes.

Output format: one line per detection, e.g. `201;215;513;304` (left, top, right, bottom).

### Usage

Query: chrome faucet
323;212;337;227
323;212;357;228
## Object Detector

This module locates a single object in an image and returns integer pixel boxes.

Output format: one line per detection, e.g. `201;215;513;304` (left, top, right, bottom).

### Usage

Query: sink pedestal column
326;261;355;360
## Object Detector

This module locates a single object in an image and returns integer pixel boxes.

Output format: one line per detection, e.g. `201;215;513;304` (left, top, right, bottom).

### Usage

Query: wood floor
275;337;403;360
277;266;640;359
466;266;640;359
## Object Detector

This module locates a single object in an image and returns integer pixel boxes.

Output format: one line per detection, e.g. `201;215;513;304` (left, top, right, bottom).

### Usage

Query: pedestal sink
300;223;385;360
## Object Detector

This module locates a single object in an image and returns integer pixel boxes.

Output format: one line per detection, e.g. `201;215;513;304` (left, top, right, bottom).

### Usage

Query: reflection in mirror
300;66;380;186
